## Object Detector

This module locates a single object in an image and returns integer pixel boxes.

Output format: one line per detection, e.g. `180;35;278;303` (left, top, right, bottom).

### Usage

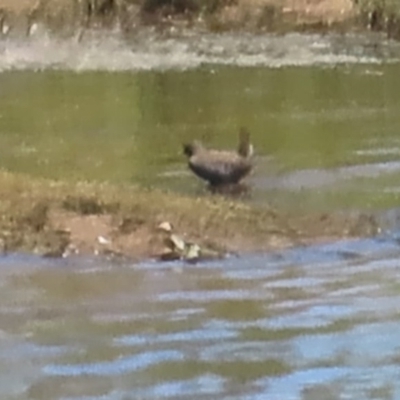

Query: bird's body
183;128;253;186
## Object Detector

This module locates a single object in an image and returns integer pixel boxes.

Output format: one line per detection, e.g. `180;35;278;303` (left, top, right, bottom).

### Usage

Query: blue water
1;231;400;399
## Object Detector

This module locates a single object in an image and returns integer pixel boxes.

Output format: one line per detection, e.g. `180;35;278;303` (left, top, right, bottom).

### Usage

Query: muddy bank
1;1;398;43
0;170;381;262
1;1;399;41
0;0;357;38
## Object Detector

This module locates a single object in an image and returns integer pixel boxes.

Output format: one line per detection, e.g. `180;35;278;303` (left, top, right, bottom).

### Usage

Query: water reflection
1;233;400;399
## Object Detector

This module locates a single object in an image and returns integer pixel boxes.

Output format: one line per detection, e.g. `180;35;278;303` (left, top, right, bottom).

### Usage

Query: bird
183;127;254;187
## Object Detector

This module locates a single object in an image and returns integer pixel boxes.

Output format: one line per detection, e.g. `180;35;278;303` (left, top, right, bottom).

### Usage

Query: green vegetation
355;0;400;38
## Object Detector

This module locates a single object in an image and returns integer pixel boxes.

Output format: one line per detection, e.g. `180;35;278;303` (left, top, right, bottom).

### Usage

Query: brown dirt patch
50;210;163;260
283;0;354;22
47;207;380;260
206;0;355;31
0;0;39;14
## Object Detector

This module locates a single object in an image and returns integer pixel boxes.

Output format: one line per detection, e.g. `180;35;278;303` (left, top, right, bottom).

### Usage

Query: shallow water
1;32;400;210
1;233;400;399
2;30;400;399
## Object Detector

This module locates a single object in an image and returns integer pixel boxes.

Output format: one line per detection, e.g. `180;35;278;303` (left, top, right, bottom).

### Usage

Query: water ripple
1;234;400;399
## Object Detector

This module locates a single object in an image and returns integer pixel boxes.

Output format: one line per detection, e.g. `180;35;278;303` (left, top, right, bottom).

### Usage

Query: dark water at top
1;31;400;399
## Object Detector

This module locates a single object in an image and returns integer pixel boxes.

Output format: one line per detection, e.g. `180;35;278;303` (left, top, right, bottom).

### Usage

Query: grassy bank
356;0;400;38
0;169;380;261
0;0;357;37
0;1;398;39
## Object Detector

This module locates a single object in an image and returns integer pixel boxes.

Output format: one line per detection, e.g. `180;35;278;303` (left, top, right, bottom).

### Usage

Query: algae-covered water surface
1;60;400;211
